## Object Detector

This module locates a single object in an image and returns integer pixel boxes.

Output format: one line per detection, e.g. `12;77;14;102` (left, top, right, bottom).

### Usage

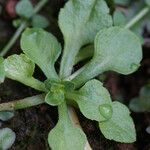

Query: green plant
113;0;150;43
129;85;150;112
129;83;150;137
0;111;16;150
0;0;146;149
0;0;49;57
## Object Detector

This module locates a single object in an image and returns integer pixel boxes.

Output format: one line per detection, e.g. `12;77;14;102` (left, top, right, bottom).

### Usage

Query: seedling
129;85;150;112
113;0;150;43
0;0;148;149
0;111;15;150
0;0;49;57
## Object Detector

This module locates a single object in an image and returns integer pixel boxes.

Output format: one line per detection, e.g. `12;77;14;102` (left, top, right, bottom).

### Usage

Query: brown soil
0;0;150;150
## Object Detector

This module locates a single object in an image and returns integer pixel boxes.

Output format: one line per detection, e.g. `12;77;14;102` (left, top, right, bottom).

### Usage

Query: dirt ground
0;0;150;149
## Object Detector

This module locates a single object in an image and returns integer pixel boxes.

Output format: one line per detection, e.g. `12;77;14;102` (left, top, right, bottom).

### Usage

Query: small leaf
0;128;16;150
95;27;142;74
0;57;5;83
4;54;45;91
4;54;35;81
45;90;65;106
59;0;112;77
31;14;49;28
16;0;34;18
72;27;142;87
99;101;136;143
74;45;94;65
113;10;127;26
48;102;86;150
67;79;112;122
0;111;14;121
129;86;150;112
59;0;112;46
12;19;22;28
21;28;61;80
129;98;144;112
63;81;75;92
145;0;150;6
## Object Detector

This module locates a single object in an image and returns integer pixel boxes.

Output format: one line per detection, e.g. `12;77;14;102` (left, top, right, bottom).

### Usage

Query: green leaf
63;81;75;92
129;86;150;112
4;54;35;81
16;0;34;19
66;79;112;122
45;90;65;106
44;80;74;106
48;102;86;150
94;27;142;74
59;0;112;77
72;27;142;87
12;19;22;28
113;10;127;26
21;28;61;80
59;0;112;46
145;0;150;6
0;111;14;121
125;1;150;40
0;128;16;150
0;57;5;83
4;54;45;92
99;101;136;143
31;15;49;28
74;45;94;65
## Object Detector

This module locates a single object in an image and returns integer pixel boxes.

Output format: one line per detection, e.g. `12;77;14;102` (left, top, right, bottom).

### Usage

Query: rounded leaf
45;90;65;106
72;27;143;87
99;102;136;143
21;28;61;79
0;128;16;150
16;0;34;18
59;0;112;45
68;79;112;122
31;15;49;28
94;26;142;75
48;102;87;150
4;54;35;80
0;111;14;121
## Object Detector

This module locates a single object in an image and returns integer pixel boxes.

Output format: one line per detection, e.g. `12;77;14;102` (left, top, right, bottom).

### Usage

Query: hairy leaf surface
72;27;142;87
67;79;112;122
48;102;86;150
99;101;136;143
59;0;112;77
0;128;16;150
21;28;61;80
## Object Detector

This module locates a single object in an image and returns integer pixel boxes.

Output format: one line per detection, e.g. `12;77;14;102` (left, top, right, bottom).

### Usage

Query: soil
0;0;150;150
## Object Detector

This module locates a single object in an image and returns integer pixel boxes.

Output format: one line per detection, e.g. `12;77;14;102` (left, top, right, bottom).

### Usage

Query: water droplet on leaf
99;104;113;120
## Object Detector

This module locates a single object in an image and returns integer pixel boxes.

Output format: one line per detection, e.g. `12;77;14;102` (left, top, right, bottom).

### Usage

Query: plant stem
68;106;92;150
59;39;80;79
125;6;150;29
0;0;48;57
0;94;45;111
33;0;48;14
23;77;46;92
0;22;27;56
